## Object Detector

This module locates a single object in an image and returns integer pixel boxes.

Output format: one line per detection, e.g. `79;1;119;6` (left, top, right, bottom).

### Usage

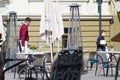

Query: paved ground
5;66;120;80
4;54;120;80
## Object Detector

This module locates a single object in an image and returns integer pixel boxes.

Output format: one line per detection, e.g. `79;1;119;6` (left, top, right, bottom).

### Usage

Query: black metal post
0;51;4;80
97;0;102;35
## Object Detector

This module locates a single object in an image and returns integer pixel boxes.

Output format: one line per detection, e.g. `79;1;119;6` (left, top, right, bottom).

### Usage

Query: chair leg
18;66;27;79
111;66;113;76
95;63;98;76
90;61;93;70
85;60;90;71
35;69;38;80
115;70;118;80
42;70;44;80
115;57;120;80
103;67;106;76
30;67;38;80
106;65;109;76
39;66;50;80
43;69;50;80
86;61;89;71
86;60;93;71
95;63;106;76
14;67;17;79
105;66;109;76
103;63;109;76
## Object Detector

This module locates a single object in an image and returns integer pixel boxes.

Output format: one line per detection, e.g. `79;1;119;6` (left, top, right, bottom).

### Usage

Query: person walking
91;30;108;68
96;30;107;51
19;17;31;53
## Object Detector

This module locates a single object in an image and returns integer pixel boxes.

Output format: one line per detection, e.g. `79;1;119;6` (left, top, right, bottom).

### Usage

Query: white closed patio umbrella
40;0;64;63
0;14;6;45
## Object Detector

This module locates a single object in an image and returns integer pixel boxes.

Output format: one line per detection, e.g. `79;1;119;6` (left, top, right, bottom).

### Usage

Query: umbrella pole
49;31;54;63
57;40;60;52
50;42;54;63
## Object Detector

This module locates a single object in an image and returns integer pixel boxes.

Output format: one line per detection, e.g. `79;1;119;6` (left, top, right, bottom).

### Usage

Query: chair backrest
32;54;47;67
88;51;96;60
51;49;83;80
97;53;109;63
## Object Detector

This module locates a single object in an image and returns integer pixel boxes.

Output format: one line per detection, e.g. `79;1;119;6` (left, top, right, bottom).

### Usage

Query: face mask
102;33;105;36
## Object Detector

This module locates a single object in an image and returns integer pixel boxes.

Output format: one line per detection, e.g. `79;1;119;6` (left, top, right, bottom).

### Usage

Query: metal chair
106;53;117;76
32;54;50;80
15;53;50;80
86;51;96;70
51;49;83;80
95;53;117;76
13;52;27;79
115;57;120;80
15;54;37;80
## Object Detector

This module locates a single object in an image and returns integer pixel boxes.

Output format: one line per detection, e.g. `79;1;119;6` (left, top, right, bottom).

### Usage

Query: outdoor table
16;51;45;56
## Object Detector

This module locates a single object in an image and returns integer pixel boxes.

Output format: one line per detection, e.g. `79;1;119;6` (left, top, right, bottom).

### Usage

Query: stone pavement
5;67;120;80
4;54;120;80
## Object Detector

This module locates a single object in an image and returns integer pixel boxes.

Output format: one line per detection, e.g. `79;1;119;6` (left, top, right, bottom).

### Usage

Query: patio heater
52;3;83;80
0;11;18;80
67;3;83;49
96;0;103;35
5;11;18;72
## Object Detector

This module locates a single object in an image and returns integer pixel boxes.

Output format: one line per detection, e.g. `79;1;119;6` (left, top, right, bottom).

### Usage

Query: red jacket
19;24;29;46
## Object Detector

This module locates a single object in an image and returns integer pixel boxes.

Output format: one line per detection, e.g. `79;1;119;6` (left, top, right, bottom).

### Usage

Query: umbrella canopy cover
40;0;64;43
0;14;6;45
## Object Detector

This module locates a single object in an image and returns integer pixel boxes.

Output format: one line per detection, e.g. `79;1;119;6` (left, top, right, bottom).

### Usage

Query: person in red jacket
19;17;31;53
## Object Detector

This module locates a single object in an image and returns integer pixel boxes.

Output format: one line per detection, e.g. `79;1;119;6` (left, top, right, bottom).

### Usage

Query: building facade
0;0;120;52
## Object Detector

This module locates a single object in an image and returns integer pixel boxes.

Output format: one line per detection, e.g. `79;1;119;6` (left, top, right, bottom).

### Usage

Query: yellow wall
63;20;110;51
17;19;111;52
17;20;62;52
109;0;120;51
12;14;113;51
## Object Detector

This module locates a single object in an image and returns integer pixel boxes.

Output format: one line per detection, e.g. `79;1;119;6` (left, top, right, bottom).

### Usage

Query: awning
111;32;120;42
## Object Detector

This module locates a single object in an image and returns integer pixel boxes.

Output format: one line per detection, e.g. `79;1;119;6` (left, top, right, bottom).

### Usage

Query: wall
16;16;111;52
2;0;113;52
63;19;111;51
109;0;120;51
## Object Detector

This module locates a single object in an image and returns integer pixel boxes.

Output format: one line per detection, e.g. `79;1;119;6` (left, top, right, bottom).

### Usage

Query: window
0;0;9;8
117;12;120;21
28;0;43;2
53;0;88;2
0;0;9;3
115;0;120;2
